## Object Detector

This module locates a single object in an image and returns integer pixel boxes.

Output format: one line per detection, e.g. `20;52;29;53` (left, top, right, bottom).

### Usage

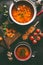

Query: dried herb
19;49;26;57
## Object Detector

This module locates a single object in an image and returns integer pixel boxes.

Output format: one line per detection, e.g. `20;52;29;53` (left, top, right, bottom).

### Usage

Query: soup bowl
9;0;37;25
14;42;32;61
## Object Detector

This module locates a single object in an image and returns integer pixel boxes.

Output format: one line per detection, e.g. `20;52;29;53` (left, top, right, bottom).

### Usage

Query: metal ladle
13;0;19;10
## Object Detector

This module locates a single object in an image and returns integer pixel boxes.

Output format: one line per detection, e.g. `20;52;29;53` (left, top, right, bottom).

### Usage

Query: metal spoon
13;0;18;10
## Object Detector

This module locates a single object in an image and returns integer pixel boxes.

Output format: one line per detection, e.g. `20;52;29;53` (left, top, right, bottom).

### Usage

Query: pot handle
37;10;43;16
32;0;43;6
31;51;37;58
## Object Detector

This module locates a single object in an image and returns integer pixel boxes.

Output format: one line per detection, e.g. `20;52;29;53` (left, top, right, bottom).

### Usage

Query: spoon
13;0;18;10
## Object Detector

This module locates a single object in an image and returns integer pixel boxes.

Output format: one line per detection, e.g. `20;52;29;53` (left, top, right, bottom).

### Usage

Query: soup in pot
12;5;34;23
14;45;31;59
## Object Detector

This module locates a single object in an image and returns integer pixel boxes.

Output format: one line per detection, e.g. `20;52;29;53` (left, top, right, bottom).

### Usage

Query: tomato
32;40;37;44
37;36;41;41
33;32;38;36
39;33;43;37
36;29;40;33
29;36;34;41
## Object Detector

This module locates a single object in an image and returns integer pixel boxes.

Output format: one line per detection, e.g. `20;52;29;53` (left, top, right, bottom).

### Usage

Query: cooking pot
9;0;37;25
14;41;32;61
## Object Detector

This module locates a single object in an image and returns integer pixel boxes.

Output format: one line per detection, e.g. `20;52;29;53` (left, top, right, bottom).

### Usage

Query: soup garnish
15;45;30;59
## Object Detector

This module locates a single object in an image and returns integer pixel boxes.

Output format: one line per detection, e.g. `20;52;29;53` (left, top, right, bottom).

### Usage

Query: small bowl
9;1;37;25
14;42;32;61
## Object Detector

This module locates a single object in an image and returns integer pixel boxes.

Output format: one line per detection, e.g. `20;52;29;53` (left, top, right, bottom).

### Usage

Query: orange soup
15;45;30;59
12;5;34;23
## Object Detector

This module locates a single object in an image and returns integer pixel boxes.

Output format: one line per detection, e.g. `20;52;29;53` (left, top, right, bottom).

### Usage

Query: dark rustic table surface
0;0;43;65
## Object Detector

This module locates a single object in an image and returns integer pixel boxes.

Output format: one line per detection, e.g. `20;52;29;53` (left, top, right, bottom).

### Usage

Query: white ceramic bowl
9;1;37;25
